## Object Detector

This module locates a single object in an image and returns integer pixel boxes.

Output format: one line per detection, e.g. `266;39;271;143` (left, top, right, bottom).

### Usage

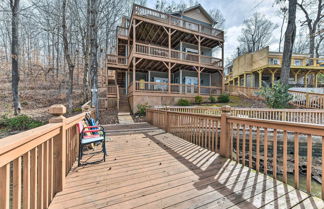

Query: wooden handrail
146;107;324;199
0;104;94;209
154;106;324;125
132;4;224;40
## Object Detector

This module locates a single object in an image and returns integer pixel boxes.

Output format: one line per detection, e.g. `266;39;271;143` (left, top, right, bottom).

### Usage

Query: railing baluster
264;128;268;175
37;144;44;209
283;130;288;183
249;125;253;168
30;148;37;209
0;164;10;209
13;157;22;209
294;133;299;188
256;127;260;172
273;129;278;179
23;151;31;209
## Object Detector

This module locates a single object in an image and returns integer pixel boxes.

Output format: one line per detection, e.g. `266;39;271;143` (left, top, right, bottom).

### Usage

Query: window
294;59;302;66
269;58;279;65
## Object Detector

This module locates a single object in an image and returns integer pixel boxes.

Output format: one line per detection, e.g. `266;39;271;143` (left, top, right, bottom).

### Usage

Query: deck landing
49;123;324;209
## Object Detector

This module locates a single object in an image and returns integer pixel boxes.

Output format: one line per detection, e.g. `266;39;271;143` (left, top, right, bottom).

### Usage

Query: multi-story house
225;47;324;89
105;4;224;112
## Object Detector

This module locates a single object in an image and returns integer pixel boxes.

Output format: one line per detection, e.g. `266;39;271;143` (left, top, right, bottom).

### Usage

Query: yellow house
225;46;324;88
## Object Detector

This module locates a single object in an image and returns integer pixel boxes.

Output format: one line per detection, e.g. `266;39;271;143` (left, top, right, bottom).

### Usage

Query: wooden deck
49;123;324;209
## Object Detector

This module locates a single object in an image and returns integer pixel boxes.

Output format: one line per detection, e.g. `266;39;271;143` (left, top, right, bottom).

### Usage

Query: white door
185;76;198;94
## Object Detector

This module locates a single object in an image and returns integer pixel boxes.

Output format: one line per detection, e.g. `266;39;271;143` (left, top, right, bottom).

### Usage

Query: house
105;4;224;112
225;47;324;88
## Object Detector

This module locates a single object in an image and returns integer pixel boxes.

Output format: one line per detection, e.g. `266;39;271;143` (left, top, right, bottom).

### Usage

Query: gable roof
171;4;217;25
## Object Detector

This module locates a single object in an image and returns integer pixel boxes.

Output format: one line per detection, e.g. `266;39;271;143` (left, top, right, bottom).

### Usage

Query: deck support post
133;58;136;92
168;63;171;94
48;105;66;194
304;71;310;88
220;105;231;158
197;67;201;95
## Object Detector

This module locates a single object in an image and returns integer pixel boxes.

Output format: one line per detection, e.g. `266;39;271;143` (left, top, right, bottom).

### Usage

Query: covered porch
124;59;223;97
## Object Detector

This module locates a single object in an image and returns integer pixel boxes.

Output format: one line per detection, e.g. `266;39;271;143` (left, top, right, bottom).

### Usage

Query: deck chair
77;121;106;166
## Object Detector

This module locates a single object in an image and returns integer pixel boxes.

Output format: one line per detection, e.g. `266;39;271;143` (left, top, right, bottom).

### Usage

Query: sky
146;0;286;62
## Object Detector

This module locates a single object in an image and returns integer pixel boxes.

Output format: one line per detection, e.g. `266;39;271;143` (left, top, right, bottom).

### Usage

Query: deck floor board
48;124;324;209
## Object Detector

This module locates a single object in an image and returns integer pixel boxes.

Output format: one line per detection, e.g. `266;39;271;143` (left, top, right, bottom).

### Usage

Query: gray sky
146;0;285;61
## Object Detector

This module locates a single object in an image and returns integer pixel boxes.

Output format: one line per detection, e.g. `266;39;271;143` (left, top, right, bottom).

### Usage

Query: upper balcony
119;4;224;41
268;55;324;68
107;42;223;70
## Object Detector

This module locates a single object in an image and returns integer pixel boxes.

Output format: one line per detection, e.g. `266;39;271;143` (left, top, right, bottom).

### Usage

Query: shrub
136;103;150;116
208;96;216;103
260;82;293;108
194;96;203;104
177;99;190;106
1;115;44;131
217;93;230;103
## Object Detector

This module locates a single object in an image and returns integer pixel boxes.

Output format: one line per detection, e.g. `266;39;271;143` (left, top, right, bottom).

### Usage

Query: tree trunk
90;0;99;119
83;0;91;102
11;0;21;115
62;0;75;113
280;0;297;85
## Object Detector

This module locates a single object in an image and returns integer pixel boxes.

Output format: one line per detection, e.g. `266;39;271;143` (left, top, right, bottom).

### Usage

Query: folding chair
77;122;106;166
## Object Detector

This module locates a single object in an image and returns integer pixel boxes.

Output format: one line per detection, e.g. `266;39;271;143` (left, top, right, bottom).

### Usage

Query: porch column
168;28;171;58
198;67;201;95
271;70;276;87
315;72;319;88
243;73;246;87
125;71;128;94
180;70;182;94
237;76;240;87
132;19;136;92
258;70;263;88
168;63;171;94
198;36;201;64
133;58;136;92
304;72;309;88
148;71;151;90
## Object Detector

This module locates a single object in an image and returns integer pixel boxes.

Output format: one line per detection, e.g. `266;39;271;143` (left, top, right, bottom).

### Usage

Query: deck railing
146;107;324;199
133;81;222;96
289;90;324;109
0;104;94;209
133;4;224;40
156;106;324;125
135;42;222;67
106;54;127;66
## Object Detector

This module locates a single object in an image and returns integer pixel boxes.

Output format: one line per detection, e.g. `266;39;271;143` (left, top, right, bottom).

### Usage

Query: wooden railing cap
49;104;66;116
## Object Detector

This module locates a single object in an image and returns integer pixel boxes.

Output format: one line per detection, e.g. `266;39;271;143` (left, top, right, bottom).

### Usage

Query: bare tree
280;0;297;84
238;13;278;53
10;0;21;115
297;0;323;58
89;0;99;117
62;0;75;113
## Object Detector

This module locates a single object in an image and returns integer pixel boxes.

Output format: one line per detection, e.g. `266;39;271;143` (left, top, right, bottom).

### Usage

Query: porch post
180;70;182;94
258;70;263;88
304;72;308;88
132;19;136;92
271;71;275;87
168;63;171;94
315;72;319;88
168;28;171;58
243;73;246;87
237;76;241;87
198;36;201;64
133;58;136;92
148;71;151;90
125;71;128;94
198;67;201;95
